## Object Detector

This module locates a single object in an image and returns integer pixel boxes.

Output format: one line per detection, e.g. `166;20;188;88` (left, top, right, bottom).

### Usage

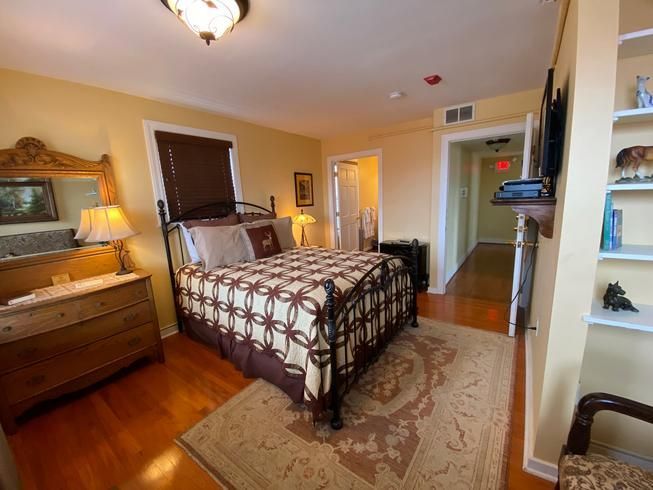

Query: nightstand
0;270;163;433
379;241;430;292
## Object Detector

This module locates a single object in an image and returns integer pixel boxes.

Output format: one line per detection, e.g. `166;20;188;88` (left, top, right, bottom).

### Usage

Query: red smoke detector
424;74;442;86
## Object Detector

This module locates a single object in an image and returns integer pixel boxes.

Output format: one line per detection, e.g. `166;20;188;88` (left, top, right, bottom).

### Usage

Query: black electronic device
494;190;542;199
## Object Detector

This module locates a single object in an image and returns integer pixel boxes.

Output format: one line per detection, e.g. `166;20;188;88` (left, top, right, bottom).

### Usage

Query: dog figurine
636;75;653;108
603;281;639;312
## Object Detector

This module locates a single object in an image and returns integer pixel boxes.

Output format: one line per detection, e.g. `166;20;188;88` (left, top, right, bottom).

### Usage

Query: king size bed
157;197;419;429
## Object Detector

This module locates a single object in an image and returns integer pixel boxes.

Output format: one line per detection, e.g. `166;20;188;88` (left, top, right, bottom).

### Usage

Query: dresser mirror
0;137;116;270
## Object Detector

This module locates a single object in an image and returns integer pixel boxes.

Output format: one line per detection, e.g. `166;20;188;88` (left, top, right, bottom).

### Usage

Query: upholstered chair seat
559;452;653;490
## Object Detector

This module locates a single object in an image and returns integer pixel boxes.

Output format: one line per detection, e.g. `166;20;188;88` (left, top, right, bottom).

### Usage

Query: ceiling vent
443;103;475;126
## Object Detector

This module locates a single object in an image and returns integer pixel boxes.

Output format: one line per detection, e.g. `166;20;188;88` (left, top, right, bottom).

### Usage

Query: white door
335;161;360;250
508;112;535;337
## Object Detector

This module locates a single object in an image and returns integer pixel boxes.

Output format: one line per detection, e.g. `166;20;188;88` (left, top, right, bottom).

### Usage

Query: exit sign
495;160;511;173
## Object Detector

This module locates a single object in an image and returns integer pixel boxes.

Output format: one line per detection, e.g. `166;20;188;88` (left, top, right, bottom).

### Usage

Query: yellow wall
445;144;473;280
477;155;522;243
356;156;378;213
0;68;324;329
528;0;619;465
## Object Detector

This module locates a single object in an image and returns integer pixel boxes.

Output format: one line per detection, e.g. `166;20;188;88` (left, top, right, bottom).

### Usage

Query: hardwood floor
7;284;553;489
446;243;515;303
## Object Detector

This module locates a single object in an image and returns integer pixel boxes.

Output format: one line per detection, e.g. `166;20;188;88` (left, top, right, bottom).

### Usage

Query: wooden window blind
154;131;235;219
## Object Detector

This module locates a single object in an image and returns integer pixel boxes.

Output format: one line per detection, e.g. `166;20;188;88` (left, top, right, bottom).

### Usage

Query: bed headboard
156;196;276;330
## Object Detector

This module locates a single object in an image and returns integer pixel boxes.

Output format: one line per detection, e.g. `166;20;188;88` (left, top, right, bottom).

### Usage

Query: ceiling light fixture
388;91;406;100
486;138;511;152
160;0;249;45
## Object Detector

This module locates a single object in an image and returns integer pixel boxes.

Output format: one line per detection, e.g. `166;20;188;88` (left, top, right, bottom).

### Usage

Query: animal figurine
603;281;639;312
615;145;653;180
636;75;653;108
261;231;274;252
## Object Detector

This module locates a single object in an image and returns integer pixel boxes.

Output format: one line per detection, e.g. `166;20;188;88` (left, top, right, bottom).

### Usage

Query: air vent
443;103;475;126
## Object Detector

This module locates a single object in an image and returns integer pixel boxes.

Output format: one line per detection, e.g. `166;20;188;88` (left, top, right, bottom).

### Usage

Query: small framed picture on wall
294;172;314;207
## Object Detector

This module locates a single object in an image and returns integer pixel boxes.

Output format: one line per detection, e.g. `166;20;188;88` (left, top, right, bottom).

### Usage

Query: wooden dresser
0;270;163;433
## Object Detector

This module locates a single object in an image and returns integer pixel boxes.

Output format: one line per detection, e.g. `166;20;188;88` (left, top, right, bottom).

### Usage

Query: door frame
324;149;383;249
434;122;528;294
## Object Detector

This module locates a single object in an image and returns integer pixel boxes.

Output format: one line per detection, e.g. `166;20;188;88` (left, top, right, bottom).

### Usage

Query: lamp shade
292;210;316;226
86;206;139;243
161;0;248;45
74;208;94;240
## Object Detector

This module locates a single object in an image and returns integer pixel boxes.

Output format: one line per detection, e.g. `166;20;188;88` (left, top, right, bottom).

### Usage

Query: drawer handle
56;312;65;319
17;347;37;359
123;313;138;322
27;374;45;387
127;337;142;347
95;301;106;308
1;326;12;333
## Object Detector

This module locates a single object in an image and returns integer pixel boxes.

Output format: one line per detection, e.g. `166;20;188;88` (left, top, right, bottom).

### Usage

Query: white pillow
188;224;248;270
243;217;296;250
179;224;201;264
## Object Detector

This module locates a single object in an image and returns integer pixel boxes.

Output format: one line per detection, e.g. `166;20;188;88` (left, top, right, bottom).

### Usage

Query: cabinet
379;240;430;292
0;270;163;433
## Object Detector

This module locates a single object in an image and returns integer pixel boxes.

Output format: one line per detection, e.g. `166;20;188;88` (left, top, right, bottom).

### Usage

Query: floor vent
444;103;475;125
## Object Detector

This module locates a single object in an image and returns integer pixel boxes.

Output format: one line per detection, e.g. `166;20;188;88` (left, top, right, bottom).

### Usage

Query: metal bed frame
156;196;419;429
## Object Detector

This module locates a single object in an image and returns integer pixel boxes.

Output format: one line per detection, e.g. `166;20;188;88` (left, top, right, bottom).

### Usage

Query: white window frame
143;120;243;224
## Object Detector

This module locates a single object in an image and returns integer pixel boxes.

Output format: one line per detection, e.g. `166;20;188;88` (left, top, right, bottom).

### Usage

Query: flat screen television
536;67;565;196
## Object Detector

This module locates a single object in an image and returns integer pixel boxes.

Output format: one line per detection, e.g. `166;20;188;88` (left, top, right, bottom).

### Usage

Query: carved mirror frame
0;137;117;271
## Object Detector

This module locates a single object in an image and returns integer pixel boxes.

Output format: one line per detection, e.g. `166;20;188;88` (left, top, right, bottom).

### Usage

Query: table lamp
292;209;316;247
77;205;139;275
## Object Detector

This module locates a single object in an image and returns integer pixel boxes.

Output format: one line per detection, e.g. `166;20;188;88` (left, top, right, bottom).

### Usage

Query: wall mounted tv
536;67;565;196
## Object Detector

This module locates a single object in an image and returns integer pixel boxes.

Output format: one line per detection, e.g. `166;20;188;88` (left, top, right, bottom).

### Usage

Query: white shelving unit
598;244;653;261
607;182;653;191
584;300;653;334
613;107;653;124
618;28;653;59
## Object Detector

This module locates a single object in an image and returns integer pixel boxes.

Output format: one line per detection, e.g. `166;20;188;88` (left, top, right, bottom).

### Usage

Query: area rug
176;317;516;489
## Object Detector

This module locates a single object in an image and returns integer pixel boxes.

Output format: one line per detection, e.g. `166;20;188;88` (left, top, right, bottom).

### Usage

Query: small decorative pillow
183;213;239;229
242;217;295;250
238;212;276;223
189;224;248;270
241;224;282;260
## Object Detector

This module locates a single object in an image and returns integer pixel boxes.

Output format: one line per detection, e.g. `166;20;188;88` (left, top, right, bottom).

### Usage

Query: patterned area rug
176;318;516;489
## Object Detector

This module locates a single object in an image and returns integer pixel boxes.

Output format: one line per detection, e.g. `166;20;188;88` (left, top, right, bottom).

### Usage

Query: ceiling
0;1;559;139
459;133;526;154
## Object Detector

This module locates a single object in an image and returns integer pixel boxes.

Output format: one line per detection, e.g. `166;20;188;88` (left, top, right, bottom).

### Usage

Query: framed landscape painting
0;179;58;224
294;172;314;207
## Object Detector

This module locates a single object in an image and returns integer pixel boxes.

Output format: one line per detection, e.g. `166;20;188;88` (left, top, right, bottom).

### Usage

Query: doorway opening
325;150;382;251
436;116;536;336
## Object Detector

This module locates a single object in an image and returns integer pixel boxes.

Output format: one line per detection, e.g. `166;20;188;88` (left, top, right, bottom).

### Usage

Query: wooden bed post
410;239;420;328
270;195;276;217
157;200;184;333
324;279;343;430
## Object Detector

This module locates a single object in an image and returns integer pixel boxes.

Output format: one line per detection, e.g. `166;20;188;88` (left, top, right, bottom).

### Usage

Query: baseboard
427;286;444;295
445;243;477;285
523;330;559;482
478;239;511;245
524;457;558;482
589;440;653;472
160;323;180;339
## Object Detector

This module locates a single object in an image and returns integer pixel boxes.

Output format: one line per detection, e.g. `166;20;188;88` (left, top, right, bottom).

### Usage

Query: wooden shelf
584;300;653;333
598;244;653;261
618;28;653;59
607;182;653;191
613;107;653;125
491;197;556;238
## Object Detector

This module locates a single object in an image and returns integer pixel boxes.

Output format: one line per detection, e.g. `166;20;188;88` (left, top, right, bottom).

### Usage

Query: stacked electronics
494;176;552;199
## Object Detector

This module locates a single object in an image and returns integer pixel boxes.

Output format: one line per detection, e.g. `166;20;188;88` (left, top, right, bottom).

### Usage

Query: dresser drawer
0;302;79;343
77;281;148;321
1;323;157;404
0;301;152;373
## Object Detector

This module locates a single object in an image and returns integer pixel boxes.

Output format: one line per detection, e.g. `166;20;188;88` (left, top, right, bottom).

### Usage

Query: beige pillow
242;217;295;251
188;224;248;270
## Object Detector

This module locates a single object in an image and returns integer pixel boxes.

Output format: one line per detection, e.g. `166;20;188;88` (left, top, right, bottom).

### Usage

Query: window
144;121;242;222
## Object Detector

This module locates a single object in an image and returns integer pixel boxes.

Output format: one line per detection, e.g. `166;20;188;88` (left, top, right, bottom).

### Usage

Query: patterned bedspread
175;247;410;413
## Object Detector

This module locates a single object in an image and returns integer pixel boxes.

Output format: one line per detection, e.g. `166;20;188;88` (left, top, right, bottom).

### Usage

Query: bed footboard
325;239;420;430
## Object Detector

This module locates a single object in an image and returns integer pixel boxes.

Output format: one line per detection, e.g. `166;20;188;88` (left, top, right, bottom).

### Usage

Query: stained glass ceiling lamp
160;0;249;45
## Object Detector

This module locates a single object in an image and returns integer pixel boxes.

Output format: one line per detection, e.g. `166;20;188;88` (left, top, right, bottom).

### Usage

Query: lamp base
116;267;134;276
112;240;134;276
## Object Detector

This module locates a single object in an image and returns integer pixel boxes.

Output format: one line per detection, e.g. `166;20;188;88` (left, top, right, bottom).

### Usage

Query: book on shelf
0;292;36;306
601;191;613;250
611;209;623;249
